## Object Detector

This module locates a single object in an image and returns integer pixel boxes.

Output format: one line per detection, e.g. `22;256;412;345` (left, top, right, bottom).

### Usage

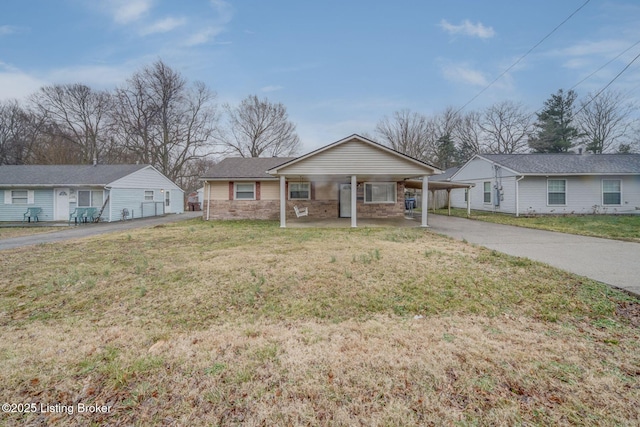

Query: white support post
466;188;471;218
421;175;429;227
279;175;286;228
351;175;357;228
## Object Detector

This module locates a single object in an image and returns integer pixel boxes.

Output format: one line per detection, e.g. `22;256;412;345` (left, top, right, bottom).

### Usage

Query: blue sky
1;0;640;152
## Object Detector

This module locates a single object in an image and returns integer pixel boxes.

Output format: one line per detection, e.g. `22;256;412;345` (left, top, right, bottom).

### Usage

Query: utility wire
574;50;640;116
570;39;640;91
455;0;591;114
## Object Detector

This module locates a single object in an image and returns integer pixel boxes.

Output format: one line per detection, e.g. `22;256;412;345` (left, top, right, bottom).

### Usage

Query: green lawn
0;219;638;426
434;208;640;242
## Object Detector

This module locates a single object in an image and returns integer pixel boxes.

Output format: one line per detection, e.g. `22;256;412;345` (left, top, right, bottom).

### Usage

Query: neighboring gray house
0;164;184;222
449;153;640;215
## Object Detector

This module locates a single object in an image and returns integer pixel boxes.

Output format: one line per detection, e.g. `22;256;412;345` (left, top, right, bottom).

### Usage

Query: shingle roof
0;164;149;186
202;157;297;180
480;153;640;174
430;166;460;181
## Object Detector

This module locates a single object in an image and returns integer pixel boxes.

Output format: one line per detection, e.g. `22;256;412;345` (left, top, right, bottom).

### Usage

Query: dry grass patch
0;219;638;426
0;226;62;239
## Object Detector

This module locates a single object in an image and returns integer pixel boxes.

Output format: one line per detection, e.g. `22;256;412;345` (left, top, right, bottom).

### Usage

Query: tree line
374;88;639;169
0;60;301;191
2;59;639;189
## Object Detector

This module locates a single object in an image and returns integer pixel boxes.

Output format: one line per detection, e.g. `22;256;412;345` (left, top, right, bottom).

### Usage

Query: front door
339;184;351;218
164;190;171;213
54;188;70;220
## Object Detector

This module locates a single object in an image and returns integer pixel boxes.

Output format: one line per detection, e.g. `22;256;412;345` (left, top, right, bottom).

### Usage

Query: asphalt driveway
428;214;640;296
0;211;201;251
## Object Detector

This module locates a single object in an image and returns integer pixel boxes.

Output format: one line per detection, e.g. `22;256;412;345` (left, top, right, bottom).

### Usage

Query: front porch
286;215;422;228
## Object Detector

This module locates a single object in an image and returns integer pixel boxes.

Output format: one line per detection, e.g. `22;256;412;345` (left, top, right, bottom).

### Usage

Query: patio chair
84;207;98;223
22;207;42;223
69;207;87;225
293;205;308;218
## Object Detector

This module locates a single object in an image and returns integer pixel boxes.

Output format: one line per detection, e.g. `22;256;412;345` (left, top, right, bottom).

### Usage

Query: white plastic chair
293;205;308;217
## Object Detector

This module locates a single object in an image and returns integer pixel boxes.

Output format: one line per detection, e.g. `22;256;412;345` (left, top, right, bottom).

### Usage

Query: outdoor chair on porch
293;205;308;218
69;207;87;225
22;207;42;223
84;207;98;223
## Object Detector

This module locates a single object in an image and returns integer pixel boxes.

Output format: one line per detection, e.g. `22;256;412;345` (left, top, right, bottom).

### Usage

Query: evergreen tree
528;89;579;153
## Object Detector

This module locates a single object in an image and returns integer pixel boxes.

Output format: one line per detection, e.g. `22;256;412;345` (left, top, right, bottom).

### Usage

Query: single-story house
449;153;640;216
201;134;443;227
0;164;184;222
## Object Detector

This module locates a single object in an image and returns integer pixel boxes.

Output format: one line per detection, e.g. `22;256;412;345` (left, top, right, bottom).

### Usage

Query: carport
405;179;475;217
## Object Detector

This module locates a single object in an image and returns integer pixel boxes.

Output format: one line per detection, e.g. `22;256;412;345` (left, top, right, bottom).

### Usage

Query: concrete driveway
0;211;202;251
428;214;640;296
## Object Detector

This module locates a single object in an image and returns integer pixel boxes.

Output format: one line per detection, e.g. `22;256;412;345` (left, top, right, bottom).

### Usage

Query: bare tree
453;110;483;162
0;100;35;164
577;90;637;153
110;60;218;187
217;95;300;157
375;109;431;160
480;101;532;154
29;84;112;163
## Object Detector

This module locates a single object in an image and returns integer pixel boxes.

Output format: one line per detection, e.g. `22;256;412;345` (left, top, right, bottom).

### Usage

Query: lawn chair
293;205;308;218
69;207;87;225
22;207;42;223
84;207;98;223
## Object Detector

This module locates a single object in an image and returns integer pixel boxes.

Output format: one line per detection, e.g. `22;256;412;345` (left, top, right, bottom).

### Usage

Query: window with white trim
289;182;310;200
602;179;621;205
547;179;566;205
364;182;396;203
483;182;491;204
144;190;154;201
11;190;29;204
78;190;104;207
235;183;255;200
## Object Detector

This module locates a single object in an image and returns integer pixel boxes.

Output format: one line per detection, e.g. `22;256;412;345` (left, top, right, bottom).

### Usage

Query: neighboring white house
0;164;184;222
449;153;640;216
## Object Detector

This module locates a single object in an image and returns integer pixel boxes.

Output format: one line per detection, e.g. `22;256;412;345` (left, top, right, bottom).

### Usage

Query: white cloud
439;19;495;39
440;62;489;87
0;63;47;100
140;17;187;36
185;26;224;46
111;0;152;24
0;25;19;36
261;85;283;92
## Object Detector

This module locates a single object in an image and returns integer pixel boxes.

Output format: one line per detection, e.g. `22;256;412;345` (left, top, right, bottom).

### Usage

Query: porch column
421;175;429;227
351;175;357;228
279;175;286;228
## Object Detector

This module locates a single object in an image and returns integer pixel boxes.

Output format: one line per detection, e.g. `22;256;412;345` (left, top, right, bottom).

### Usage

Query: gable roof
0;164;150;187
430;166;460;181
267;134;442;176
201;157;296;180
473;153;640;175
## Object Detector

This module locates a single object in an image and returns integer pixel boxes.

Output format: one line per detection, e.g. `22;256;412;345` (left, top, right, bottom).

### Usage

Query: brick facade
203;181;405;220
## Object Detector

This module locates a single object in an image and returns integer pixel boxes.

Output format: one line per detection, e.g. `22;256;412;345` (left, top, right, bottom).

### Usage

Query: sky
1;0;640;153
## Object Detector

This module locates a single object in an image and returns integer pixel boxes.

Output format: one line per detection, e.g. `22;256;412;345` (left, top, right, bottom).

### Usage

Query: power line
455;0;591;115
574;50;640;116
569;39;640;91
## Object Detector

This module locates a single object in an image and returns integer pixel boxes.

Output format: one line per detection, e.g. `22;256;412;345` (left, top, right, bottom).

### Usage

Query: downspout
515;176;524;217
206;181;211;221
105;186;112;222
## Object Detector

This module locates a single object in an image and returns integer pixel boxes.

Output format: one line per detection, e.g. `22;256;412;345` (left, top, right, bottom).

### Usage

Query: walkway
0;212;201;251
427;214;640;296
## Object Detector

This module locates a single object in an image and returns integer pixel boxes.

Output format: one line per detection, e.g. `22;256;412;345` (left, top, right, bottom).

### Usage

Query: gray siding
0;188;54;221
109;166;184;215
109;188;166;221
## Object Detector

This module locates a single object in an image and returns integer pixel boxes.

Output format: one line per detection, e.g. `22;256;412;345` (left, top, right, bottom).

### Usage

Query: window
364;182;396;203
78;190;104;207
483;182;491;204
144;190;154;201
235;183;255;200
547;179;566;205
289;182;310;200
11;190;28;204
603;180;621;205
464;188;468;202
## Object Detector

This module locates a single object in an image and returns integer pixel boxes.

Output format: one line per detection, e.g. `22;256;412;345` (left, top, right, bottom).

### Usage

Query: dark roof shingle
202;157;296;179
0;164;149;186
480;153;640;174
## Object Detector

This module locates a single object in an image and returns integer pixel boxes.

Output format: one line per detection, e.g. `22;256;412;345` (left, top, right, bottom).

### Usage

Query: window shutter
4;190;11;205
28;190;35;204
